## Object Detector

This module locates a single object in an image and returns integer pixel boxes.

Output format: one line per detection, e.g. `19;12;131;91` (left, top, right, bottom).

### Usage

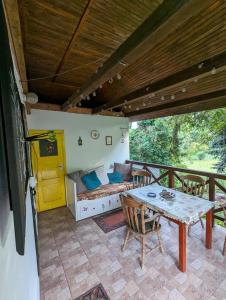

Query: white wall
0;185;40;300
27;110;129;173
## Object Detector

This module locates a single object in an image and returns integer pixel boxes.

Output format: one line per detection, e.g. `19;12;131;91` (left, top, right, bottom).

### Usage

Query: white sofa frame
65;176;122;221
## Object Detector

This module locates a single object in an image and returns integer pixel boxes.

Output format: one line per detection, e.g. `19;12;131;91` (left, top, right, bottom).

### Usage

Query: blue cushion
107;171;123;184
81;171;101;190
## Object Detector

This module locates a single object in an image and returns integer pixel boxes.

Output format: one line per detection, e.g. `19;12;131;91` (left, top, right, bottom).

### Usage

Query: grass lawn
183;157;218;172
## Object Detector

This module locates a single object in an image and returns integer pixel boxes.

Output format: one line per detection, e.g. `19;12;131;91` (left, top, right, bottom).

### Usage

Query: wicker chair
132;169;152;189
181;175;206;236
120;194;164;268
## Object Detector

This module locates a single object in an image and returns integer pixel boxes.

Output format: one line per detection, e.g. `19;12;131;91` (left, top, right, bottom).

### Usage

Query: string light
136;107;139;111
80;94;84;99
198;62;204;69
151;92;155;97
182;87;186;93
143;102;146;106
146;87;150;91
86;95;90;100
193;78;198;83
161;96;165;100
171;94;175;100
93;91;96;97
99;84;103;89
116;73;122;80
109;78;113;84
211;67;216;75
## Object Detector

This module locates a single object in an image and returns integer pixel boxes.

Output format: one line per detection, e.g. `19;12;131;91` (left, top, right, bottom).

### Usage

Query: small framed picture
105;136;112;145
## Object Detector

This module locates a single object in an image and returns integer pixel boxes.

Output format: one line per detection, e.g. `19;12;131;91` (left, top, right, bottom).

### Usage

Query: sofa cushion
107;171;123;184
85;165;109;185
78;182;133;201
81;171;101;191
114;162;132;181
68;171;87;194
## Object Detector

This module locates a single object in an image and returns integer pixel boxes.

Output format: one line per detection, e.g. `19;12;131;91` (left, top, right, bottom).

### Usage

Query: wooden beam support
94;51;226;113
3;0;28;93
127;89;226;121
63;0;213;111
52;0;93;82
29;103;124;117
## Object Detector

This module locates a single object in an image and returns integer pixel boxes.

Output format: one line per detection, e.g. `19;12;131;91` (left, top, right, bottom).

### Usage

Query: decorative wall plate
91;130;100;140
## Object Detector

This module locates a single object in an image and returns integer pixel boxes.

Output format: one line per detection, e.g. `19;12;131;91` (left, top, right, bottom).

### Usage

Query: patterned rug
93;209;126;233
74;283;110;300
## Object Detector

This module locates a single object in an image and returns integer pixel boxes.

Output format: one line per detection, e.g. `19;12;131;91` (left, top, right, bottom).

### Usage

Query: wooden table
126;184;214;272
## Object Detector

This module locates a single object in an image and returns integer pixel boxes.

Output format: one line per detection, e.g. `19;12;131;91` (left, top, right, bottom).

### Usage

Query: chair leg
141;236;145;269
199;217;204;229
188;225;191;237
223;236;226;256
157;230;164;253
122;228;130;251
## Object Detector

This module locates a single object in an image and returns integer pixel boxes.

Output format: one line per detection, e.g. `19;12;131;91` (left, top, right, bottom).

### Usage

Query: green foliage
129;108;226;172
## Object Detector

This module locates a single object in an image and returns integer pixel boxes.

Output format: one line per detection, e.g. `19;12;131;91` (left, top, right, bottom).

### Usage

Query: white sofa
65;176;129;221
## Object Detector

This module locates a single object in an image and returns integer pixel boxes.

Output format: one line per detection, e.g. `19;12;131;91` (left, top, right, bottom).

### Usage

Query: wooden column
208;175;215;227
178;222;186;272
206;210;213;249
168;170;175;188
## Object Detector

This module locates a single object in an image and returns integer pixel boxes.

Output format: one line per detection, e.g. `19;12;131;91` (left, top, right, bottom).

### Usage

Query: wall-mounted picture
105;136;112;145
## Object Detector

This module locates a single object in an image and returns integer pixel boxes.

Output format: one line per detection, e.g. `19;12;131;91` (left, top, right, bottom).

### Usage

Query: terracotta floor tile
38;207;226;300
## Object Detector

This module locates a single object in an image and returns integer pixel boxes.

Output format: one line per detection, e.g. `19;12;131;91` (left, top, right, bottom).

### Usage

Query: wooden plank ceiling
18;0;226;120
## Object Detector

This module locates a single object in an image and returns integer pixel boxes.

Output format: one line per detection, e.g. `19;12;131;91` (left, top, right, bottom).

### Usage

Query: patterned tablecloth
126;184;214;225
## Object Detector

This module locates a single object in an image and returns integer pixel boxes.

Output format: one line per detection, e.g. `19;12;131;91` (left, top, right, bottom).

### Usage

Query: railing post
208;175;215;227
168;169;174;188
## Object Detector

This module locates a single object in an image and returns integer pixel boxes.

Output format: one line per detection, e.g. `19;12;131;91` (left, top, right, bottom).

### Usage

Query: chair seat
132;214;161;233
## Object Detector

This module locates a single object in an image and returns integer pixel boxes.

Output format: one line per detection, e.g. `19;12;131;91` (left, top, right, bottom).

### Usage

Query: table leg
206;210;212;249
179;222;186;272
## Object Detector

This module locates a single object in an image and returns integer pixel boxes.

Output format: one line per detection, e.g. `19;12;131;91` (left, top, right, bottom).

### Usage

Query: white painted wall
27;110;129;173
0;185;40;300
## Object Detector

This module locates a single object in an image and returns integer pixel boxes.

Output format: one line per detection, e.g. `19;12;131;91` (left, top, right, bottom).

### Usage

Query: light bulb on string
161;96;165;100
109;78;113;84
99;84;103;89
171;94;175;100
116;73;122;80
93;91;96;97
211;67;216;75
86;95;90;101
182;87;186;93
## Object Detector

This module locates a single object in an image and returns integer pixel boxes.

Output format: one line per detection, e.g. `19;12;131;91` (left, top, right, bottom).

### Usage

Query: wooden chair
120;194;164;268
181;175;206;236
132;170;151;189
223;205;226;256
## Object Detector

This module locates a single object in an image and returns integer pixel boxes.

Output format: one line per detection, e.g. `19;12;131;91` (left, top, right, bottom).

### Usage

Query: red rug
93;209;126;233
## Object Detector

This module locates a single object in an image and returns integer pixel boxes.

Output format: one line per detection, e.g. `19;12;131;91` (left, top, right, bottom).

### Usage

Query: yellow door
30;130;66;212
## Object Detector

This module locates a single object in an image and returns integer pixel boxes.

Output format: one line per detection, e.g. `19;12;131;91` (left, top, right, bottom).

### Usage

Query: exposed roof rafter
94;51;226;113
127;89;226;120
62;0;214;111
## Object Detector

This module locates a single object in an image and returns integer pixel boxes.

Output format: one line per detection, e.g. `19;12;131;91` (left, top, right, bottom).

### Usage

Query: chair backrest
132;170;151;188
120;194;147;234
223;205;226;225
181;175;205;197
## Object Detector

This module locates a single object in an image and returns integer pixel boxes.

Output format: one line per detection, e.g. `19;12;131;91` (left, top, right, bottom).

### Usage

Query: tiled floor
38;207;226;300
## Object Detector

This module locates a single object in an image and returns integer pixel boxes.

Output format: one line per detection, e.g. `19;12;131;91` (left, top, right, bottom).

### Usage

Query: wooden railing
126;160;226;224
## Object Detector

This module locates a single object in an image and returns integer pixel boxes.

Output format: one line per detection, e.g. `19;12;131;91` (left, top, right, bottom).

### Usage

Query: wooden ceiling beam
94;51;226;113
129;97;226;121
63;0;214;111
29;102;124;117
127;89;226;120
3;0;28;93
52;0;93;82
